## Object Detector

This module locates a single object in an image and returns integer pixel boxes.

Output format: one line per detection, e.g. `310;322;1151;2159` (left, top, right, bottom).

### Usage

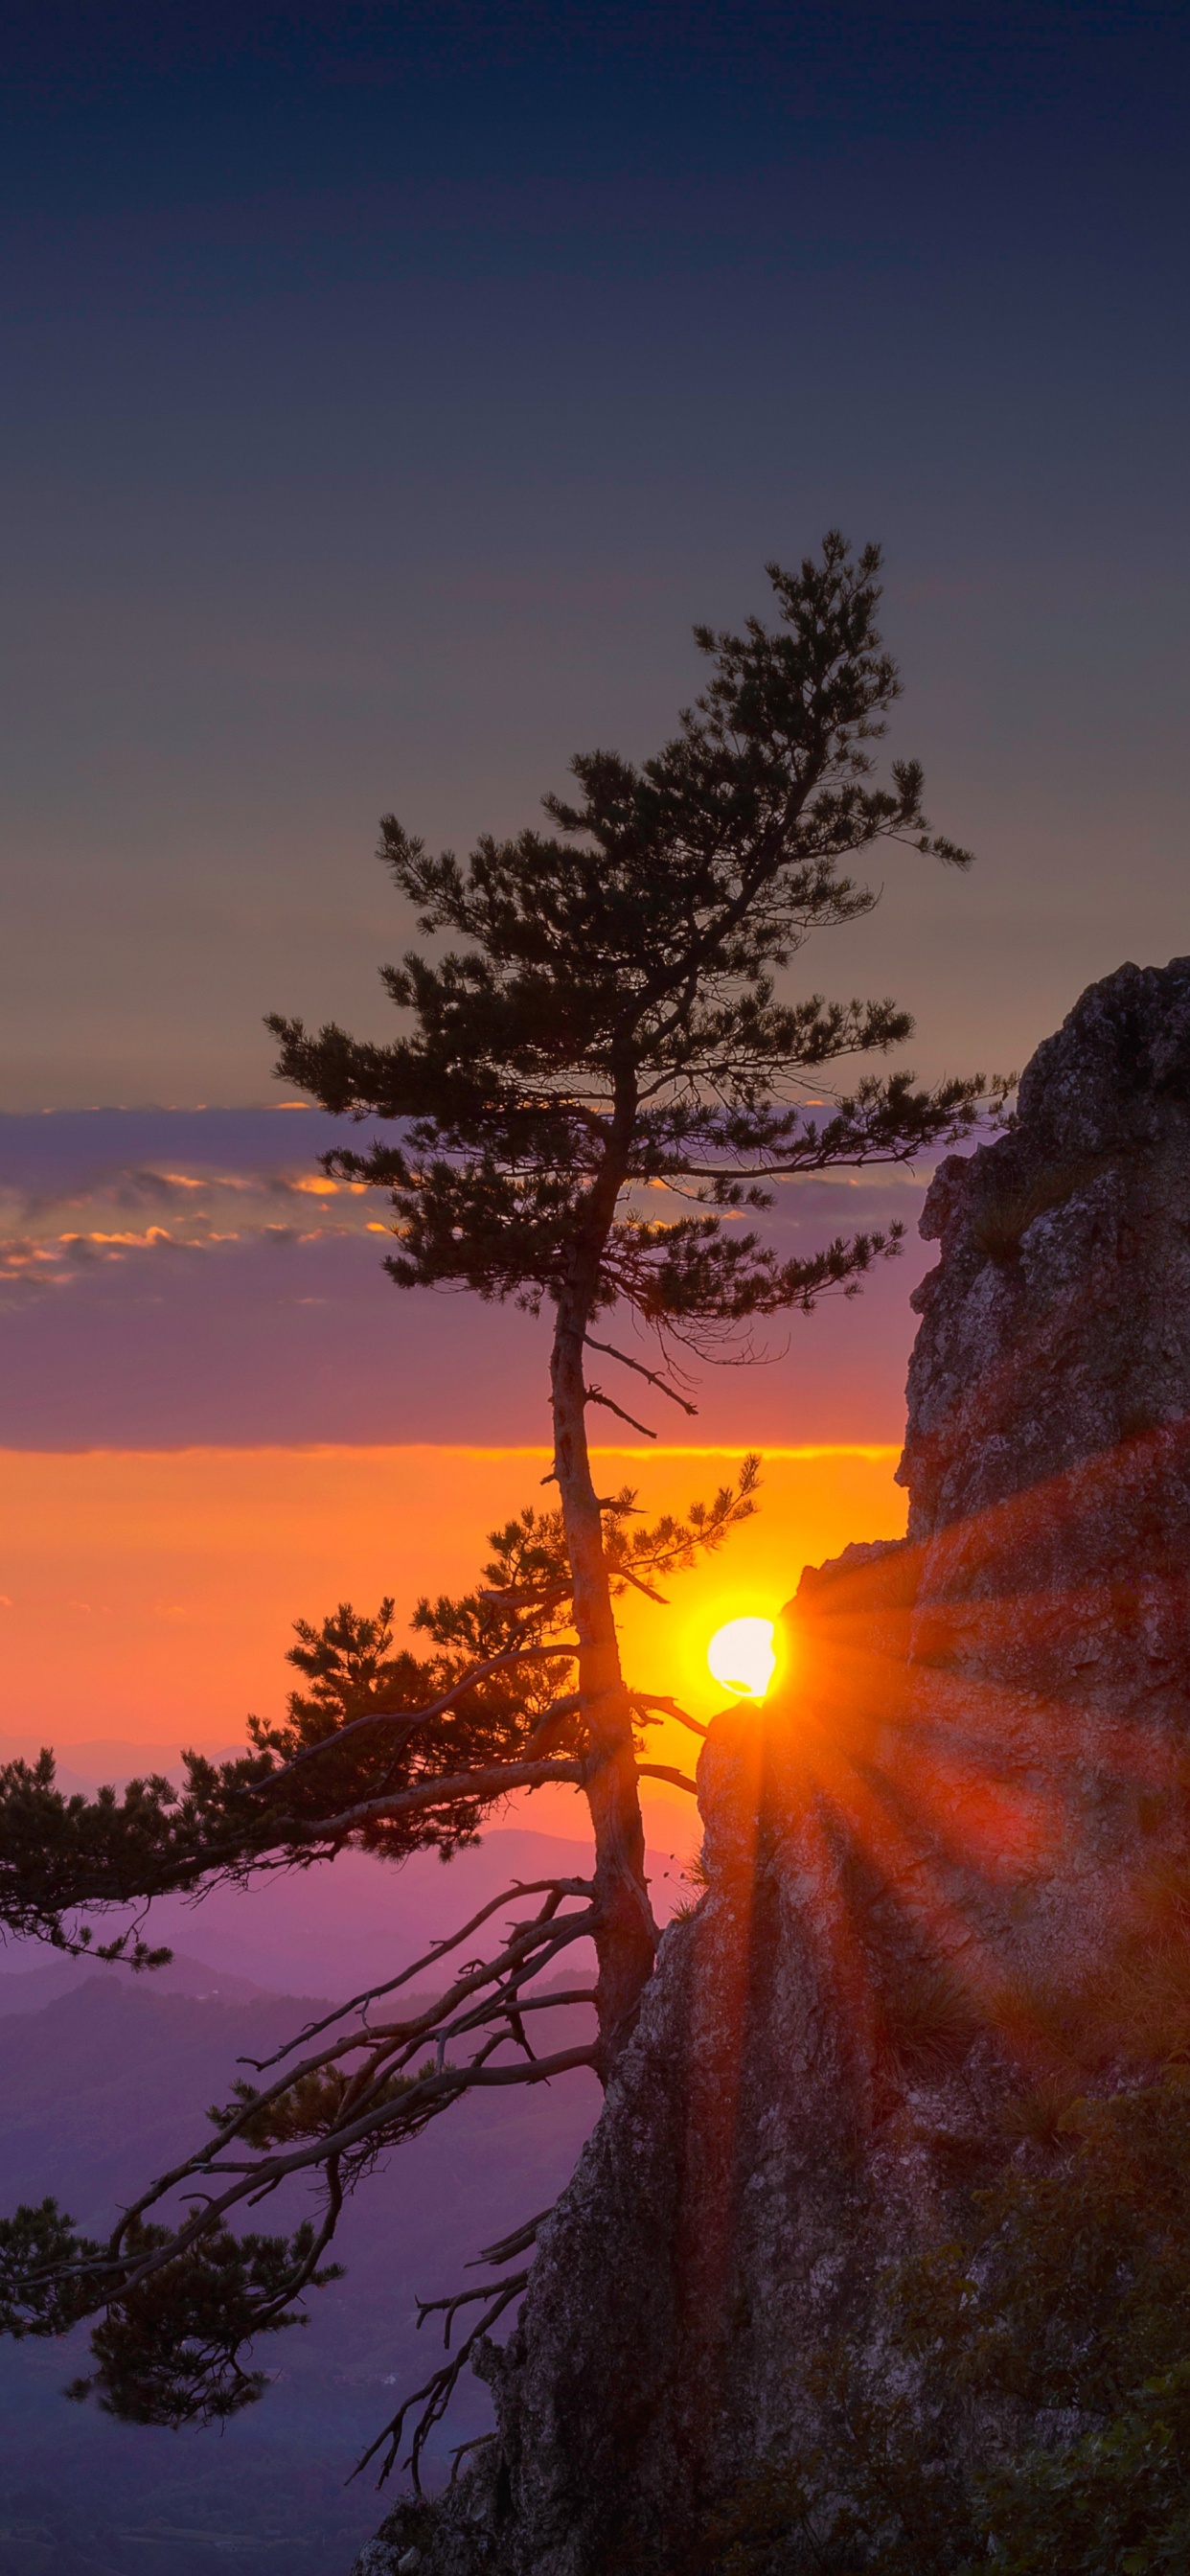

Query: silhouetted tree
0;535;1000;2476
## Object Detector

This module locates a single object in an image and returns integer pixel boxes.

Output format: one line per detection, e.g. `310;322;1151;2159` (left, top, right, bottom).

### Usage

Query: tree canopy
272;534;985;1346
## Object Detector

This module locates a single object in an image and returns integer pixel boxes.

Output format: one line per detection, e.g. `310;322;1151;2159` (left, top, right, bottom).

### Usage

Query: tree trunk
551;1292;656;2079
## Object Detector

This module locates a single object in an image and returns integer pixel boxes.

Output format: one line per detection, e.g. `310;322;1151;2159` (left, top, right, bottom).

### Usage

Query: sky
1;0;1187;1779
0;1440;904;1857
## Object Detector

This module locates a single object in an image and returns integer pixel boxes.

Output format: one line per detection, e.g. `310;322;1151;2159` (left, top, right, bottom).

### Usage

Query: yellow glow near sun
707;1616;777;1700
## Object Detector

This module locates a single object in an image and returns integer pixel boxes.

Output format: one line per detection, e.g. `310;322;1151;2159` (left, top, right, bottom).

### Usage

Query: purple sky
0;1106;931;1444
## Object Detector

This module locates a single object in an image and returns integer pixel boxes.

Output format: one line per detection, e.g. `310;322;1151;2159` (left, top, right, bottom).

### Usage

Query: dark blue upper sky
2;0;1187;1113
3;5;1184;215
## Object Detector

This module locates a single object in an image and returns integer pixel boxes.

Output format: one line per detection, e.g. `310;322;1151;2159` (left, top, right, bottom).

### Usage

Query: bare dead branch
471;2210;550;2267
584;1335;698;1415
583;1384;657;1439
355;2269;529;2494
448;2432;496;2486
244;1875;596;2070
636;1762;698;1795
629;1692;709;1739
415;2277;516;2344
494;1988;595;2014
31;1895;602;2318
609;1564;669;1606
61;2044;602;2315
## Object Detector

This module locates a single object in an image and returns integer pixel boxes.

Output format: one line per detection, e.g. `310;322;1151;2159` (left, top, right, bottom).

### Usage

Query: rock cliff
355;957;1190;2575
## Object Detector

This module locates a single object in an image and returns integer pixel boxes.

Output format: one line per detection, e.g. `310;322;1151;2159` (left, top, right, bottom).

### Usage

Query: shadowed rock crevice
356;956;1190;2575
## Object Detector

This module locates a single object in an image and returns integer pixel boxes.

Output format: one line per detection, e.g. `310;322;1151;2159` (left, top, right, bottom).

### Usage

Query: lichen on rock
355;958;1190;2575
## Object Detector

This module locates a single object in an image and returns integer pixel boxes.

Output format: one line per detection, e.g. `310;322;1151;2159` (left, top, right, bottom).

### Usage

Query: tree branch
4;1885;604;2373
629;1692;709;1739
284;1753;587;1841
255;1642;580;1787
470;2210;550;2267
52;2039;599;2319
583;1384;657;1439
636;1763;698;1795
584;1335;698;1415
608;1565;669;1606
244;1876;596;2071
355;2269;530;2494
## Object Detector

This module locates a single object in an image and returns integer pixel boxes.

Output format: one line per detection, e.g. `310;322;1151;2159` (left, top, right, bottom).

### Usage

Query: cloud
0;1107;390;1310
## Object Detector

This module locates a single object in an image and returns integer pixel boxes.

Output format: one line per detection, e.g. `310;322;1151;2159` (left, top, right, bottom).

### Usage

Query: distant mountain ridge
0;1825;694;1998
0;1948;277;2014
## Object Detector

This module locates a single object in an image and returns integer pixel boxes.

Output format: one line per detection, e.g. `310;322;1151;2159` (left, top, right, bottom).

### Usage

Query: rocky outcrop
355;958;1190;2575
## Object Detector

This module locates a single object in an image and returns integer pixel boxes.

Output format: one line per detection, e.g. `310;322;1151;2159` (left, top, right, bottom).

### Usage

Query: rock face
356;959;1190;2575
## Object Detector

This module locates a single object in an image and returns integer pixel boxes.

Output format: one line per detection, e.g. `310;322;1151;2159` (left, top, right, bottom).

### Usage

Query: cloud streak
0;1108;389;1307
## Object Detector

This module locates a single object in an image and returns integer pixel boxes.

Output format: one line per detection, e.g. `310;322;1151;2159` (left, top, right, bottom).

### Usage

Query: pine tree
269;531;995;2058
0;535;1000;2469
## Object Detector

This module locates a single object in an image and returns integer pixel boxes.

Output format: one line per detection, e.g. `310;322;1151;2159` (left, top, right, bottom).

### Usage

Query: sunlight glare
707;1616;776;1700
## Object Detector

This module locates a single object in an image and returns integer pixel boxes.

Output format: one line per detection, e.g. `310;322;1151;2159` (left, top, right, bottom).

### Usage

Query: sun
707;1616;777;1700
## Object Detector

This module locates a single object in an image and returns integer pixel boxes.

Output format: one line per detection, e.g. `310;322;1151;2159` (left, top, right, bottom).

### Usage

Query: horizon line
0;1439;903;1462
